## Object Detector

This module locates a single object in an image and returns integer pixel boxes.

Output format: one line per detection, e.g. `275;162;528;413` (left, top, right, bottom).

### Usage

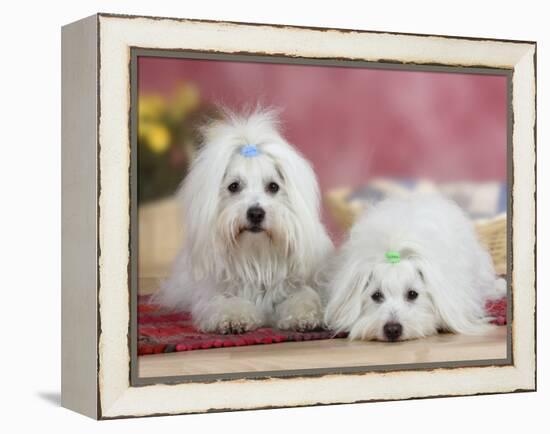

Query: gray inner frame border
129;48;513;387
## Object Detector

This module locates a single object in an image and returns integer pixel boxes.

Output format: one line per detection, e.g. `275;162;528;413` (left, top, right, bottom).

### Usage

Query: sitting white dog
154;109;333;334
324;195;505;341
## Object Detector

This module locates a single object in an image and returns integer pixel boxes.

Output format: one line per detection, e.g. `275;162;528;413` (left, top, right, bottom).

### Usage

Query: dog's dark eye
267;182;279;194
406;290;419;301
371;290;384;303
227;182;240;193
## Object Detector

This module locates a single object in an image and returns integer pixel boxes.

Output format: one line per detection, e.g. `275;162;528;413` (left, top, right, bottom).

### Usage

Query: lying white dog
154;109;333;333
324;195;505;341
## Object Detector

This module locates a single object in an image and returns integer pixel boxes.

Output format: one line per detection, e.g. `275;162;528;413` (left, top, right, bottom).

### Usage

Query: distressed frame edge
94;11;536;46
61;13;100;419
94;14;537;419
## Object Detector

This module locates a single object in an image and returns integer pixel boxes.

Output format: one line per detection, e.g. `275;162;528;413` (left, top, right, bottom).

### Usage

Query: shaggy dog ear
324;260;371;333
416;261;491;335
177;124;236;279
264;141;331;274
273;149;320;221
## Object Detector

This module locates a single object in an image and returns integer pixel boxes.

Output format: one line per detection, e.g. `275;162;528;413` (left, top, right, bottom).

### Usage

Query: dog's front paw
216;314;259;334
198;298;262;334
275;287;323;331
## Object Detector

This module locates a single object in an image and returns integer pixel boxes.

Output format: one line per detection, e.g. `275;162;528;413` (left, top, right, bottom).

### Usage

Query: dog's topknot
199;106;283;149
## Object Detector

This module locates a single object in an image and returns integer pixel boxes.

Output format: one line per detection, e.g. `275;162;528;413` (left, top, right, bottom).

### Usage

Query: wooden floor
138;326;507;378
138;276;507;378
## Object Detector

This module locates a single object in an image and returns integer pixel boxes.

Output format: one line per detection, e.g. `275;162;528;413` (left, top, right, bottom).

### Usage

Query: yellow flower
139;95;166;121
170;83;201;119
146;124;171;154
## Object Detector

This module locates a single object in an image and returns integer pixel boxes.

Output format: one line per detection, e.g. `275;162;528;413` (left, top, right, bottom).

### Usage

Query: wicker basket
139;197;183;278
325;188;507;275
475;215;507;275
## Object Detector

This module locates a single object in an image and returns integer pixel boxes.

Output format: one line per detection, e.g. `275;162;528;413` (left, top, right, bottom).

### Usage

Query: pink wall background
138;56;508;240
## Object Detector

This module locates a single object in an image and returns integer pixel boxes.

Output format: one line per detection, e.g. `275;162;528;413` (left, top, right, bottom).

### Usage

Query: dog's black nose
247;206;265;225
383;322;403;341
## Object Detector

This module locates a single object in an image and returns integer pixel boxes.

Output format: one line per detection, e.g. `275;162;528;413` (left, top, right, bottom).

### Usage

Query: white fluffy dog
324;195;505;341
154;109;333;334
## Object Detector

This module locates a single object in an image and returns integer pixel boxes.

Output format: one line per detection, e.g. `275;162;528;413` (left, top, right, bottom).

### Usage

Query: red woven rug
138;295;507;355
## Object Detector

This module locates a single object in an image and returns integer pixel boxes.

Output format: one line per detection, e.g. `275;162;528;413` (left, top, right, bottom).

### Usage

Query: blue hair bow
240;144;261;158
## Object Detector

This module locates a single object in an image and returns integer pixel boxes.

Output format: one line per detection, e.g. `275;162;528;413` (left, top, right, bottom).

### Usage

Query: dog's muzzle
247;206;265;224
383;322;403;341
241;205;265;233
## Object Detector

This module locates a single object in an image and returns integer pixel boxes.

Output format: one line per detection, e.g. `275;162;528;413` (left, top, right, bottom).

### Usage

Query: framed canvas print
61;13;536;419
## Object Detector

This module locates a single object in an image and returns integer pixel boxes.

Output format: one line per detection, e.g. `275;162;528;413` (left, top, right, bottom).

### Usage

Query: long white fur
154;108;333;333
324;194;505;341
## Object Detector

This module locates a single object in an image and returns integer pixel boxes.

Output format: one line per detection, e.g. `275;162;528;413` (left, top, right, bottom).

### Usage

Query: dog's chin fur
324;194;505;342
153;108;333;334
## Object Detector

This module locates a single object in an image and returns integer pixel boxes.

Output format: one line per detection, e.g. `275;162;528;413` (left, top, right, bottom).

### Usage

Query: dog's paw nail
297;320;319;332
215;316;258;334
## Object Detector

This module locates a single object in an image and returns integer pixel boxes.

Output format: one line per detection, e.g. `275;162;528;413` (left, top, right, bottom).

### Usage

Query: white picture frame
61;13;536;419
